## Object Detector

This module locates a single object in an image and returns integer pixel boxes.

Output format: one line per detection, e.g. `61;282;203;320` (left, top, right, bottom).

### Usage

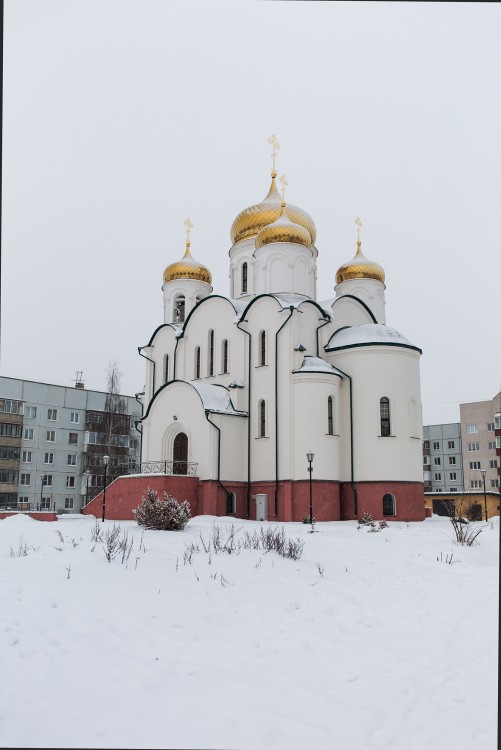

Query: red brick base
0;511;58;522
82;475;425;523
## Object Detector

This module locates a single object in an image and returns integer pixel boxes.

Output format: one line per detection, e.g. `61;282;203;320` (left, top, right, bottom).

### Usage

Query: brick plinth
0;512;57;522
340;481;425;521
81;475;425;523
82;475;200;520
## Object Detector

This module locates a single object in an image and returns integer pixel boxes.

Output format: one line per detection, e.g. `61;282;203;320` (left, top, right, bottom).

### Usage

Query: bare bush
200;523;305;561
91;520;104;543
10;538;28;557
449;499;483;547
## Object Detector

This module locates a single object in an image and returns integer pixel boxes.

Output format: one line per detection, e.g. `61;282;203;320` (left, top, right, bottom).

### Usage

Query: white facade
139;170;423;519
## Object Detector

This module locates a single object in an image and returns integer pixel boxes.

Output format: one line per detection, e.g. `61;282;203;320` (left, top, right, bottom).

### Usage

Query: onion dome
230;172;316;245
335;240;385;285
255;203;312;250
163;241;212;285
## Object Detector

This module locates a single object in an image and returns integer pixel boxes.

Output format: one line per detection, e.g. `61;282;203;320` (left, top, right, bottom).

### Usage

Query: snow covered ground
0;512;498;750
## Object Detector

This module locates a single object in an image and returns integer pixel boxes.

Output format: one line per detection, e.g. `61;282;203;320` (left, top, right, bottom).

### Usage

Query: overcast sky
2;1;500;424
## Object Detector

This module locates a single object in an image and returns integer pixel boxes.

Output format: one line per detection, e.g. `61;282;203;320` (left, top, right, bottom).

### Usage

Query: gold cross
279;174;288;203
183;218;194;242
268;134;280;172
355;216;362;243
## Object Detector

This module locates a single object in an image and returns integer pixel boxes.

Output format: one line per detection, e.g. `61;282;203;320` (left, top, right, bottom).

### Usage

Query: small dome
336;241;385;284
255;204;312;250
163;242;212;285
230;172;316;245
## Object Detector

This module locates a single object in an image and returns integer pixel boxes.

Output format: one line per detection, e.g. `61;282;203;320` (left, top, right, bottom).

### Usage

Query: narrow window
193;346;200;380
222;340;229;374
259;400;266;437
260;331;266;366
380;397;390;436
164;354;169;384
327;396;334;435
173;296;185;323
65;498;74;510
208;331;214;376
383;493;396;516
242;262;248;294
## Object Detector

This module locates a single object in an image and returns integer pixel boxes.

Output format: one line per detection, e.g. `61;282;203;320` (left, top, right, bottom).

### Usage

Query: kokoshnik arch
128;138;425;523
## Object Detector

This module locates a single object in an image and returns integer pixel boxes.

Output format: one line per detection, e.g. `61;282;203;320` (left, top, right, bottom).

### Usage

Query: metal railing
138;460;198;476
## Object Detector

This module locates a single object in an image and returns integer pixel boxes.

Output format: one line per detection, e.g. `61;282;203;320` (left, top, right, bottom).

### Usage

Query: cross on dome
279;174;288;204
184;217;194;243
355;216;362;243
268;134;280;174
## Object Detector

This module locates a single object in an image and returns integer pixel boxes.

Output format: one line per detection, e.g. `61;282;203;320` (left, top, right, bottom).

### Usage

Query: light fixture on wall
173;415;178;421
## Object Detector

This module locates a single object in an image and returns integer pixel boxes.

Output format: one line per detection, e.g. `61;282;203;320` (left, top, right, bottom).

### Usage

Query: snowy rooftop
326;323;420;352
292;355;343;376
188;381;247;416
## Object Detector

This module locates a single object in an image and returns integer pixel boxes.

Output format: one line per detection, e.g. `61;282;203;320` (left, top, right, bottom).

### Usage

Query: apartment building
460;392;501;493
0;377;141;513
423;423;464;493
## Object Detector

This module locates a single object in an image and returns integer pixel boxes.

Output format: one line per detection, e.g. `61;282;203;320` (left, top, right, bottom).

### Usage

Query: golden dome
163;242;212;285
230;172;316;245
336;241;385;284
255;203;312;250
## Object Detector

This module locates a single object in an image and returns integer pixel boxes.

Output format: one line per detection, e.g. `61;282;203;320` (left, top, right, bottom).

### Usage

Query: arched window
222;339;229;374
380;397;391;436
173;296;185;323
383;493;396;516
327;396;334;435
194;347;201;379
259;330;266;366
259;399;266;437
208;330;215;376
164;354;169;384
242;262;248;294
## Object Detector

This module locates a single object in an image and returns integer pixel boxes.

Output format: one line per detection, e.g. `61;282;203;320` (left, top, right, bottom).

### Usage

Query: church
136;140;425;523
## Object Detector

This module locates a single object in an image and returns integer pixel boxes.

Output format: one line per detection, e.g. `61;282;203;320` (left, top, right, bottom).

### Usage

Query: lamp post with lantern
101;455;110;522
480;468;488;522
306;451;315;532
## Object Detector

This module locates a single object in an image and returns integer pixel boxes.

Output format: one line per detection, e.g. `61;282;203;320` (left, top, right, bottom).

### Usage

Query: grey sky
2;1;500;424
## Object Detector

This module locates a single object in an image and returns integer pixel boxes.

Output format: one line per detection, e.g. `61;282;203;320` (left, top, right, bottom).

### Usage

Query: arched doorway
173;432;188;475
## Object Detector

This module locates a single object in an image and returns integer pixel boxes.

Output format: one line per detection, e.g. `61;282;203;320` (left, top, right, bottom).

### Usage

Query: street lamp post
306;451;315;532
480;469;488;522
40;473;45;511
83;469;90;508
101;455;110;523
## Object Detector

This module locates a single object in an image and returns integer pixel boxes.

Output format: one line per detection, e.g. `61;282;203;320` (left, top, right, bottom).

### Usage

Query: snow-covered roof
326;323;421;352
188;381;247;416
292;356;343;377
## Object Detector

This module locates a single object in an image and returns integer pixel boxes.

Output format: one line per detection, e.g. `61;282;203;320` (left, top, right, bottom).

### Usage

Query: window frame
382;493;396;516
380;397;391;437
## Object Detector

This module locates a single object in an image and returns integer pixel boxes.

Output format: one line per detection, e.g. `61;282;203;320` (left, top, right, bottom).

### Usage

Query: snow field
0;513;498;750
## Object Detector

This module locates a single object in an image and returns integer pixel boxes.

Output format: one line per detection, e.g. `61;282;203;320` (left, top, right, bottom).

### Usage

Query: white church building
132;154;425;523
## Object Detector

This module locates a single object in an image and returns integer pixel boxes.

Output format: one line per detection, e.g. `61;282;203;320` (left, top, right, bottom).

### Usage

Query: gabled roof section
292;356;343;377
189;381;248;416
238;293;330;322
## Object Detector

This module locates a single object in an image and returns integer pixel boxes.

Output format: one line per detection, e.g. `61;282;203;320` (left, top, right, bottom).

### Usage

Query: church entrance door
173;432;188;475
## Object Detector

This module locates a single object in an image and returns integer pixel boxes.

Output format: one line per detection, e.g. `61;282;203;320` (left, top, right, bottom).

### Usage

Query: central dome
230;172;316;245
255;204;312;249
